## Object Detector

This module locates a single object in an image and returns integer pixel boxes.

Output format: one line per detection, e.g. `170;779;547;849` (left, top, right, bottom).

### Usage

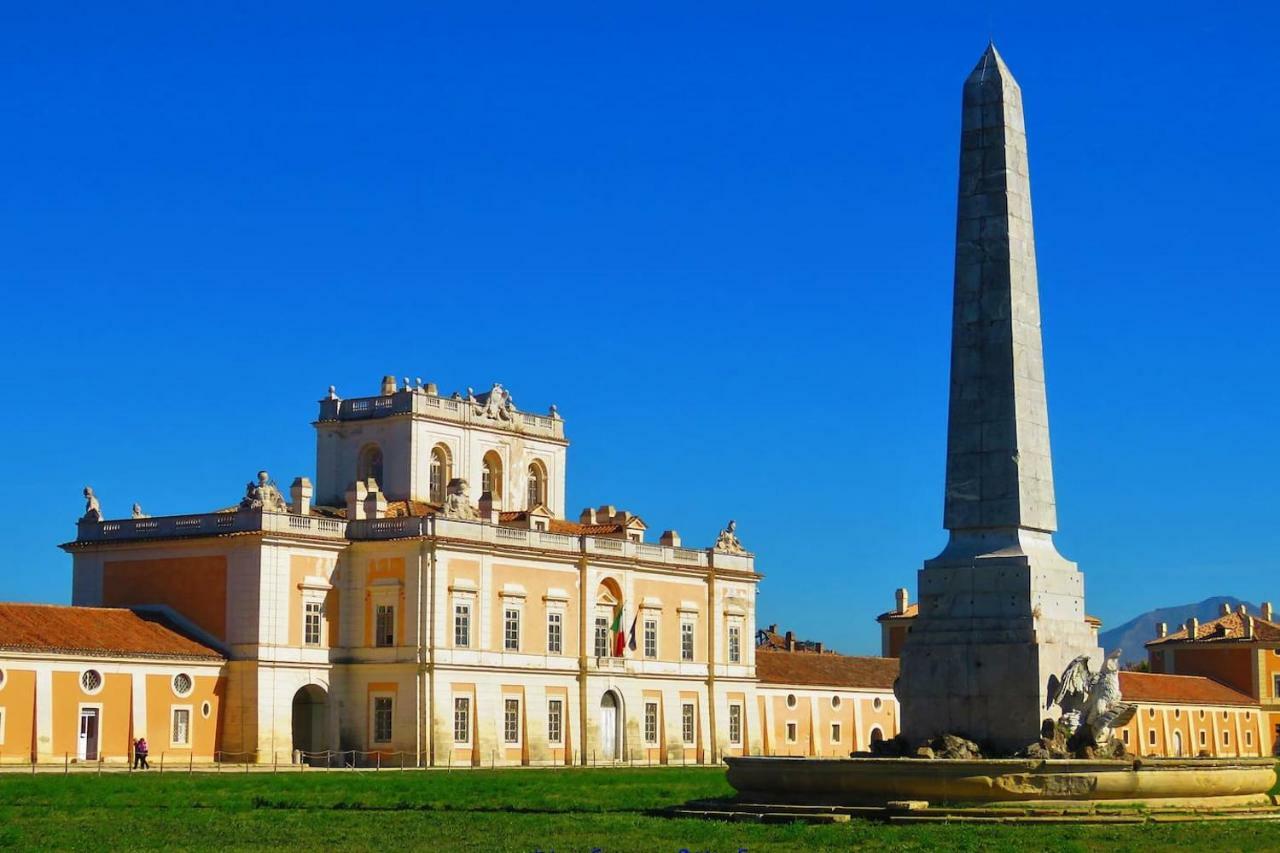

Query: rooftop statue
441;478;479;520
714;519;746;554
80;486;102;523
239;470;289;513
474;382;515;421
1046;649;1137;747
131;503;149;519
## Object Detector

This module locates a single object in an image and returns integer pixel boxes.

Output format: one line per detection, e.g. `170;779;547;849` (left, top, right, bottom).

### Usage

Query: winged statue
1045;648;1137;746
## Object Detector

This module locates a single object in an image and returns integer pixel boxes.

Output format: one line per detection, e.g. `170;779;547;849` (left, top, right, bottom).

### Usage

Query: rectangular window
644;702;658;744
1223;730;1230;746
643;619;658;659
171;708;191;746
786;722;797;743
453;697;470;743
375;604;395;647
1122;729;1130;745
1200;730;1207;746
454;602;471;648
728;704;742;745
504;608;520;652
504;699;520;744
728;624;741;663
831;723;841;743
1273;674;1280;697
304;601;323;647
1148;729;1156;746
681;703;695;744
547;699;563;744
594;617;609;658
373;697;393;744
0;707;5;745
681;622;694;662
547;612;562;654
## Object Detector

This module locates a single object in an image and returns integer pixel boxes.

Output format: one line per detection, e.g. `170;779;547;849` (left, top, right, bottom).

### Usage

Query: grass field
2;767;1280;851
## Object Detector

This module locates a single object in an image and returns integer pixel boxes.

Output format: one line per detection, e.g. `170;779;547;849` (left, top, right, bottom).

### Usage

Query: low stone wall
725;756;1278;806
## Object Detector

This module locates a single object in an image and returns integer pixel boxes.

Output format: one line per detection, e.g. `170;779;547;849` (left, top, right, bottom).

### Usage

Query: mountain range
1099;596;1258;667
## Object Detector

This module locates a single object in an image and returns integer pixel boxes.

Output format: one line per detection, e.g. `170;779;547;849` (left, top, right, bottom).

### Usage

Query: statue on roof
441;478;479;520
714;519;746;554
80;486;103;523
1046;648;1136;749
473;382;514;421
131;503;149;519
239;470;289;513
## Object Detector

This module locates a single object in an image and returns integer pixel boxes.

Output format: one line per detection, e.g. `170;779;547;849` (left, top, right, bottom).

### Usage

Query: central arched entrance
291;685;328;763
600;691;622;761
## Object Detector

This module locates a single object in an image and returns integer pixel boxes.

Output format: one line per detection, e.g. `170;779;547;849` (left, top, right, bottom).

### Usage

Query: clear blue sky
2;3;1277;654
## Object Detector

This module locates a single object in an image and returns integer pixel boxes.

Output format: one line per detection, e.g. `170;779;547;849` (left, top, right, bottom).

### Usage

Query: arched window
358;444;384;488
526;461;546;509
429;445;451;504
481;451;503;502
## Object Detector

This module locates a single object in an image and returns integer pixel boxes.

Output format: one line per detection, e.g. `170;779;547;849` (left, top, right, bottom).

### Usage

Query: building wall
757;686;898;757
101;556;229;640
1161;646;1256;698
0;667;36;762
1115;703;1263;758
0;656;223;764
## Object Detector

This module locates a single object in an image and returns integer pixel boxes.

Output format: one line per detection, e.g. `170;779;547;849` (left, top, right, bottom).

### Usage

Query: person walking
134;737;150;770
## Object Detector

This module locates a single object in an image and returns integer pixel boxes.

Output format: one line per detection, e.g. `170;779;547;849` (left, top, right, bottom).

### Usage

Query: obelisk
897;44;1101;753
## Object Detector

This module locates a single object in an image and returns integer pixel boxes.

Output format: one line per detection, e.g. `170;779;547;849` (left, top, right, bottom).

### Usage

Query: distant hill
1099;596;1258;667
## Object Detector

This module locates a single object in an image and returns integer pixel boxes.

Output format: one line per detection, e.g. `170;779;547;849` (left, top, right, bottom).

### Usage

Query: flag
611;604;625;656
627;612;639;652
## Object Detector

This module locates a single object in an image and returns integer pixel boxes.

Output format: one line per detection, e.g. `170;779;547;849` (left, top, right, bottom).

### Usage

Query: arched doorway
291;685;328;764
600;691;622;761
1172;730;1184;757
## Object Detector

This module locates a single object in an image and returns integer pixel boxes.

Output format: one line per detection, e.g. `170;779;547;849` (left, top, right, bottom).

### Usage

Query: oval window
786;694;797;709
81;669;103;694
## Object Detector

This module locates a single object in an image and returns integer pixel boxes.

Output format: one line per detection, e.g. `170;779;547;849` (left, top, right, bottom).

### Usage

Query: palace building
0;376;898;766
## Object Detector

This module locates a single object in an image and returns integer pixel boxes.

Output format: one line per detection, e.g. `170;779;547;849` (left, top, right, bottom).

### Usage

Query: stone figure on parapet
714;519;746;554
473;382;515;421
131;503;149;519
81;487;102;522
1045;649;1136;751
239;470;289;513
441;478;479;520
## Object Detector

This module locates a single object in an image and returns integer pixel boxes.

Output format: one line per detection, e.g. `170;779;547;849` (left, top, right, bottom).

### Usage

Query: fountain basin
725;756;1277;807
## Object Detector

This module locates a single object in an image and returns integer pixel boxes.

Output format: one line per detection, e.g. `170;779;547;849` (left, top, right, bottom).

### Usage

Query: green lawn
1;767;1279;851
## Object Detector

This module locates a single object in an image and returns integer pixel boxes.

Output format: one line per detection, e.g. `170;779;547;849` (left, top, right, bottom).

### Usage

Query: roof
1146;610;1280;646
756;649;898;691
1118;671;1257;708
876;604;918;621
0;604;224;661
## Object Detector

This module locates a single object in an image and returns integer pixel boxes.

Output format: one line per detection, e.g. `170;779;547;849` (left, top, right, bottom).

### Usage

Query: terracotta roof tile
547;518;625;536
756;649;898;690
1146;611;1280;646
1118;671;1257;707
0;604;223;661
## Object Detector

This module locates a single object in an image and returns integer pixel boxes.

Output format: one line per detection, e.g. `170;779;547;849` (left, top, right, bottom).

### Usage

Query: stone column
897;44;1101;753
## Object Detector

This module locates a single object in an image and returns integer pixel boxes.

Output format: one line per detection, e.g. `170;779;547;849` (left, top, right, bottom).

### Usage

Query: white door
600;694;617;760
1173;731;1183;757
78;709;100;761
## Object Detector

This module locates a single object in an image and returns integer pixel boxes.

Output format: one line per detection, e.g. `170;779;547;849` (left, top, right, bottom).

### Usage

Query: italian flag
611;604;626;656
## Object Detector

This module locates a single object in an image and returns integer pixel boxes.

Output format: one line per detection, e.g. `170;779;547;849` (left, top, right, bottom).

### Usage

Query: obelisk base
897;529;1101;754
